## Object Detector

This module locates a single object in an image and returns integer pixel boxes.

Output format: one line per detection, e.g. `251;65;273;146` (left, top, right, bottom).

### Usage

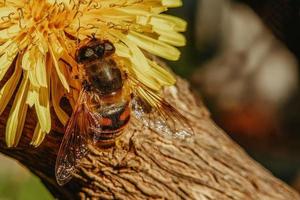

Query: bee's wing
55;90;101;186
129;77;194;139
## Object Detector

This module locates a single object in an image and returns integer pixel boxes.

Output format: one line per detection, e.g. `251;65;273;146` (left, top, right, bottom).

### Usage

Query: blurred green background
0;156;53;200
1;0;300;198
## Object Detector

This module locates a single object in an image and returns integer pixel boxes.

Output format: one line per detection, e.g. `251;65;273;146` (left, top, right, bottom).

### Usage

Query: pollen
0;0;186;147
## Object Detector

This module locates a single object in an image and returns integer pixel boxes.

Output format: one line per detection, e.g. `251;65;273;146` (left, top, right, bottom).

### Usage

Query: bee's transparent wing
129;77;194;139
55;90;101;186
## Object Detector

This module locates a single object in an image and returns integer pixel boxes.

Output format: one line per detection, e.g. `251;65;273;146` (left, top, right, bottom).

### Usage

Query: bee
55;38;193;186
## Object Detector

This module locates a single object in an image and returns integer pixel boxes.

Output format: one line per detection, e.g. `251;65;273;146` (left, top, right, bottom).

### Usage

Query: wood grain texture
0;75;299;199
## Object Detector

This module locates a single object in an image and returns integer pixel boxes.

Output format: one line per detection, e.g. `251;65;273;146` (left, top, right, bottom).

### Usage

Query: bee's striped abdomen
93;102;130;146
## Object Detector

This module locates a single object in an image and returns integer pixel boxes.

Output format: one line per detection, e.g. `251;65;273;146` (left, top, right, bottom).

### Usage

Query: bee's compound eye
85;48;94;57
103;41;115;56
76;47;95;63
94;45;105;58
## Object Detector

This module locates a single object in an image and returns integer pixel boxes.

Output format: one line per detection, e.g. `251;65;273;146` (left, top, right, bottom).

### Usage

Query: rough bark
0;75;299;200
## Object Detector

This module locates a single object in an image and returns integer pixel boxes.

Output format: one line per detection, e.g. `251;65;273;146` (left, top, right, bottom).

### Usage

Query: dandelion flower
0;0;186;147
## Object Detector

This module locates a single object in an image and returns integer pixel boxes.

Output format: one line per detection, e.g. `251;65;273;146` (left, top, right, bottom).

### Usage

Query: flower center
21;1;75;35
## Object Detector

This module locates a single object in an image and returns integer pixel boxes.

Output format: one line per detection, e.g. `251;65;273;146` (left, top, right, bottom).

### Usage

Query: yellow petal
0;24;20;40
0;41;18;81
49;34;64;57
112;31;161;90
27;85;51;133
115;7;153;16
0;0;24;7
28;70;40;88
0;7;17;19
37;87;51;133
31;122;47;148
127;31;181;61
115;43;131;58
6;73;29;147
22;48;41;88
113;30;176;91
152;14;187;32
49;38;70;92
154;28;186;46
33;31;49;55
21;49;32;71
35;51;48;88
162;0;183;8
51;71;69;126
0;56;22;115
0;39;14;52
150;6;168;14
148;59;176;86
26;88;36;107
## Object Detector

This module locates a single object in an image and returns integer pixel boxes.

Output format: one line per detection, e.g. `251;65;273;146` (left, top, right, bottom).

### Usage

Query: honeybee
55;38;193;186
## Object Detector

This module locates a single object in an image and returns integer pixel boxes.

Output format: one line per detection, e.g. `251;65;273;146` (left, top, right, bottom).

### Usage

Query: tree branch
0;72;299;199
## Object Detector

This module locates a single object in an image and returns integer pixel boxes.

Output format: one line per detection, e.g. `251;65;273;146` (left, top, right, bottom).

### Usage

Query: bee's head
75;39;115;63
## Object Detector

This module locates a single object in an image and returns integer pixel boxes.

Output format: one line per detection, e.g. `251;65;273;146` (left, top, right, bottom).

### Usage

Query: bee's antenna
93;27;101;39
87;33;94;40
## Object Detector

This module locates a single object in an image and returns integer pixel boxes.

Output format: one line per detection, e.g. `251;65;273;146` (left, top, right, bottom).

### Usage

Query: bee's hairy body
77;39;131;146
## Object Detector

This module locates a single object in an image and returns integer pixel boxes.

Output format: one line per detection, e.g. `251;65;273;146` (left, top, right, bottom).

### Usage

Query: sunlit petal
5;73;29;147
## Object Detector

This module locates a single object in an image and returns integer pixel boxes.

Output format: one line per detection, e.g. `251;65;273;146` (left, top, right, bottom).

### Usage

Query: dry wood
0;72;299;199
